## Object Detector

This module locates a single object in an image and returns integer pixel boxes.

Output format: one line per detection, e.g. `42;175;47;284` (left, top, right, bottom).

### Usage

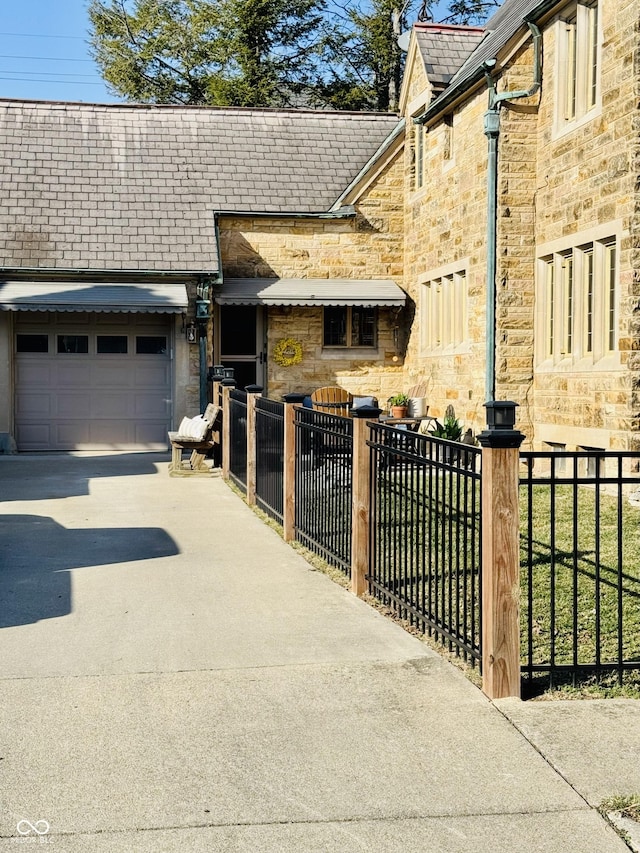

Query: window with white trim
540;236;617;363
421;269;467;353
556;0;600;129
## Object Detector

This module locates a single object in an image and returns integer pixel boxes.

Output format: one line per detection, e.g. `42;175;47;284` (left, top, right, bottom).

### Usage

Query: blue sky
0;0;119;102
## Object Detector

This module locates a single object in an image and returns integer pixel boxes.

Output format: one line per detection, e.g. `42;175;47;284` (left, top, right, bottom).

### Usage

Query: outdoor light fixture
186;321;197;343
222;367;235;381
210;365;225;381
484;400;517;430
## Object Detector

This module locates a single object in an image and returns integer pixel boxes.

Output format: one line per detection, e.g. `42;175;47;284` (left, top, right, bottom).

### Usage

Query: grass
520;482;640;696
600;794;640;822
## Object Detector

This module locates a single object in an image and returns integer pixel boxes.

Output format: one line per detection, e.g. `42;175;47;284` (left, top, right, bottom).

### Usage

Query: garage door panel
56;422;91;446
16;424;52;449
135;422;169;445
16;394;52;417
16;361;53;386
56;363;93;386
15;315;172;451
93;363;135;387
134;393;168;418
135;363;171;385
56;393;93;417
92;394;133;418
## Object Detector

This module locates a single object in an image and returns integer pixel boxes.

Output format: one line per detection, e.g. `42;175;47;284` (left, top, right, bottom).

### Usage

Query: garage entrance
14;313;173;451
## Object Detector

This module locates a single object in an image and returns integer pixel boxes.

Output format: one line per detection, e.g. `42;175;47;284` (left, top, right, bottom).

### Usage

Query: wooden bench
168;404;221;476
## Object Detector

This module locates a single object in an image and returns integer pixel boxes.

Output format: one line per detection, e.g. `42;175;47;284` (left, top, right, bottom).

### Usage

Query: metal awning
0;281;189;313
215;278;406;307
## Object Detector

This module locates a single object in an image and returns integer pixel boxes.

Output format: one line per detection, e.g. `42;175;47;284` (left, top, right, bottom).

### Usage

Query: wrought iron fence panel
294;407;353;575
520;450;640;690
228;389;247;491
369;424;482;666
255;397;284;523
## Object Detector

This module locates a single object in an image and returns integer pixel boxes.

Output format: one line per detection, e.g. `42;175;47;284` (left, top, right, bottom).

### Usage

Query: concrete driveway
0;453;631;851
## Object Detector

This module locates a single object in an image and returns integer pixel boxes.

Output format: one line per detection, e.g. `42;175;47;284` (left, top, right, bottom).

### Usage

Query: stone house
1;0;638;454
0;104;402;451
395;0;639;454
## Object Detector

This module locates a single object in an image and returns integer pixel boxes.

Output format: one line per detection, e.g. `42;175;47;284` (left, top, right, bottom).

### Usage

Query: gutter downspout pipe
483;21;541;405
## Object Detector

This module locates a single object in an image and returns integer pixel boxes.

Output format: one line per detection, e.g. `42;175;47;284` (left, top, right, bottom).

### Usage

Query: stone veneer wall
532;0;639;450
401;6;640;450
217;156;407;403
401;60;497;435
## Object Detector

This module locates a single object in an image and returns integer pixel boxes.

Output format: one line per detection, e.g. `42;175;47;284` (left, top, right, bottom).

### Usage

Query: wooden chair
310;386;353;416
168;403;221;476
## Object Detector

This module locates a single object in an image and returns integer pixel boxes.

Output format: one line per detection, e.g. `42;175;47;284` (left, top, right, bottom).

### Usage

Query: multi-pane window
323;307;376;348
540;236;617;362
558;1;600;127
421;270;467;353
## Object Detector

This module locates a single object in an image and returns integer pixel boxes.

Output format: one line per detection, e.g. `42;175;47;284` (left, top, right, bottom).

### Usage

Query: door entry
219;305;265;389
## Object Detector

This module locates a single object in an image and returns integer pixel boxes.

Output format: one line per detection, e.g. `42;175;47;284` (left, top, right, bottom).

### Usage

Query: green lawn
520;483;640;695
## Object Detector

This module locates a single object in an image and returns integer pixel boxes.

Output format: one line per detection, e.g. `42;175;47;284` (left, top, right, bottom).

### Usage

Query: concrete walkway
0;453;637;852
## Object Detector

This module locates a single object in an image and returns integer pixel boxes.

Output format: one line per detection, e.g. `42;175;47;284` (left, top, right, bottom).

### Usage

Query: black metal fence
255;397;285;523
368;425;483;666
294;407;353;574
520;450;640;690
228;389;247;491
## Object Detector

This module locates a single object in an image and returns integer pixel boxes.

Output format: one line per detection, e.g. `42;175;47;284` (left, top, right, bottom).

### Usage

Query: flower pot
391;405;408;418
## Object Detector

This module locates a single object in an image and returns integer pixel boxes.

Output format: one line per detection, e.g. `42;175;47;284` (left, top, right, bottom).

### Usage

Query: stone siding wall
218;156;407;402
532;0;639;450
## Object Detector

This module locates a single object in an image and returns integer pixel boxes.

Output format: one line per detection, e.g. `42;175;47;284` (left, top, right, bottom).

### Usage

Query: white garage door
15;313;173;451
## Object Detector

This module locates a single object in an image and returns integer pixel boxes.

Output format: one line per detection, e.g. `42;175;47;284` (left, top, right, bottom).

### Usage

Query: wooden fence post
221;380;235;481
477;401;525;700
245;385;263;506
282;393;306;542
351;405;381;597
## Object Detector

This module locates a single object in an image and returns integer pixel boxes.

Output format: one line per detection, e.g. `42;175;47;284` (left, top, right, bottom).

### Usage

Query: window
97;335;128;354
16;334;48;353
136;336;167;354
414;121;425;191
539;235;617;363
557;1;600;129
323;307;376;348
57;335;88;354
443;114;454;162
421;268;467;353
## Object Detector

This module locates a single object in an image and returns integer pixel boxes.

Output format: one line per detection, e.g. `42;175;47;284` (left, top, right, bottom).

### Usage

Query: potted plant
388;393;410;418
428;409;463;441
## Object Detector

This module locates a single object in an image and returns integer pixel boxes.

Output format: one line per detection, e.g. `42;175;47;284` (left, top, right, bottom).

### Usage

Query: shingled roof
424;0;551;121
414;23;485;90
0;101;399;274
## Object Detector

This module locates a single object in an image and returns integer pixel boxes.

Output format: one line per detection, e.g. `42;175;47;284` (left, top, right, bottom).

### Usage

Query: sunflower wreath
272;337;303;367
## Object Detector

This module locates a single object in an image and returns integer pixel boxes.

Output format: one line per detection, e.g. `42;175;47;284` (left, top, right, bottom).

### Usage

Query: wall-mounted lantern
186;321;197;343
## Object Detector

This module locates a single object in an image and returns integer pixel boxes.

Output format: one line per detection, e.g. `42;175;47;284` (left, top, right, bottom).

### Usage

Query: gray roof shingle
415;24;485;88
0;101;399;274
424;0;550;120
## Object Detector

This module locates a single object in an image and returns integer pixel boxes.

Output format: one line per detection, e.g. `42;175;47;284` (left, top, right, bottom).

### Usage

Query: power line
0;32;85;40
0;69;101;79
0;54;94;63
0;76;106;86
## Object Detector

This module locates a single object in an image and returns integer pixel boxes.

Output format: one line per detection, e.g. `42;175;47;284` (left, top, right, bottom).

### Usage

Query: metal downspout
483;21;542;404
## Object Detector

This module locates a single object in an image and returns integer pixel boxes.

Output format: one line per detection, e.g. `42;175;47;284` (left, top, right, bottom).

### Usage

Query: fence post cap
283;392;307;404
221;379;236;388
352;405;382;419
476;428;525;448
245;384;263;394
